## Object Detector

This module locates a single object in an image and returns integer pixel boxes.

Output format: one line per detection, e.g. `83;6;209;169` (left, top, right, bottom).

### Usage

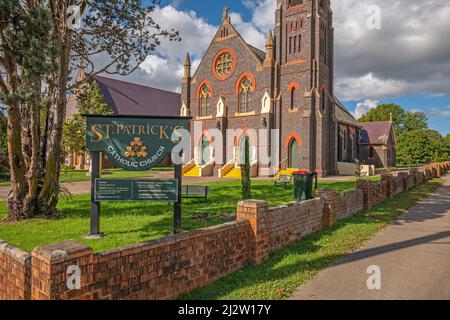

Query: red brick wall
0;240;31;300
356;180;387;210
267;199;324;252
30;221;251;300
335;190;364;220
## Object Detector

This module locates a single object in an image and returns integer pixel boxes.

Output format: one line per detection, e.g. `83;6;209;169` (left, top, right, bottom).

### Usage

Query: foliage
0;0;180;220
63;81;112;154
358;103;428;135
241;137;251;200
397;130;448;165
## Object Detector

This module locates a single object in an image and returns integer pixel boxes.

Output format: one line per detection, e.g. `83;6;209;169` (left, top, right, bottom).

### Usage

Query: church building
181;0;361;178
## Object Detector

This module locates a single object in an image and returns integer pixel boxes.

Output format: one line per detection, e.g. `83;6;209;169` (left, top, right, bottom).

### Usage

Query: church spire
264;31;275;68
266;30;274;48
183;53;191;80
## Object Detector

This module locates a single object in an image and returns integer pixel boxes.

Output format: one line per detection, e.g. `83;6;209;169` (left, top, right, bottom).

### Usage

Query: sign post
174;163;182;234
84;115;190;238
90;151;101;237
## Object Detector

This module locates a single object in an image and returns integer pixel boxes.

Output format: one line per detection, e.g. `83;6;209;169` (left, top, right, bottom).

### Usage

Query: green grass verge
0;179;357;252
181;178;442;300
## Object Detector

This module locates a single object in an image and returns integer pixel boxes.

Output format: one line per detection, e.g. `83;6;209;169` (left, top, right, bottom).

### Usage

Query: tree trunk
5;26;71;221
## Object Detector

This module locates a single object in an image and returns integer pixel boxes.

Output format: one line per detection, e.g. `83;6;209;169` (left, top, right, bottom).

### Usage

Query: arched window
290;87;296;109
199;85;211;117
239;77;253;113
369;146;374;159
321;88;326;111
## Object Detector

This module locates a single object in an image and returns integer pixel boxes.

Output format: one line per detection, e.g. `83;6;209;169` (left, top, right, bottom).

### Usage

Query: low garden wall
0;161;449;300
0;240;31;300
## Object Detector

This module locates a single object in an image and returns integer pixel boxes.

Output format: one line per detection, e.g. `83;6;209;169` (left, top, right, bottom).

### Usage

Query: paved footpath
291;175;450;300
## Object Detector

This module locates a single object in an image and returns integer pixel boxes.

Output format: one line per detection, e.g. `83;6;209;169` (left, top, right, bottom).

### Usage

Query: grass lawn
0;178;359;253
181;178;442;300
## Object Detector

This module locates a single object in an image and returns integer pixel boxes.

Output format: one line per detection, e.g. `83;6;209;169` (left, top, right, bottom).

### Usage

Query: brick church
181;0;365;178
66;0;395;176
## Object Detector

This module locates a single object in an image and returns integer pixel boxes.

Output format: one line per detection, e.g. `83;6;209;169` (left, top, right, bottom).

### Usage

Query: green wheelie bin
293;170;318;202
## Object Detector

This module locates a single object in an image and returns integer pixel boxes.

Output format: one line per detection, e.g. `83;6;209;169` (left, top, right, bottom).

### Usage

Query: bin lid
293;170;312;175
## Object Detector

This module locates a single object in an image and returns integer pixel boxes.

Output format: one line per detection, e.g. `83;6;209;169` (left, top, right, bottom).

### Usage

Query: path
291;175;450;300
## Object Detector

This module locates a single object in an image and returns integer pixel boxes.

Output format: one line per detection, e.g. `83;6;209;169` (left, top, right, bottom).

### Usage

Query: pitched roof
90;76;181;117
334;98;359;127
359;121;394;145
248;44;266;62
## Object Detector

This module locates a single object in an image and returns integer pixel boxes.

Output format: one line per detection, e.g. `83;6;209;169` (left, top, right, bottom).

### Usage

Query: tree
0;0;180;221
397;130;448;166
359;103;428;135
0;106;6;156
63;81;112;156
241;137;252;200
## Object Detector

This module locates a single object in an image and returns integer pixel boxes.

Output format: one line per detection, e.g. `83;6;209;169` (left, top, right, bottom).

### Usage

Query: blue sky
139;0;450;135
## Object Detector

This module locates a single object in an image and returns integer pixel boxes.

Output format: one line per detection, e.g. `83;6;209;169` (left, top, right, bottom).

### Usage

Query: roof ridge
93;75;180;96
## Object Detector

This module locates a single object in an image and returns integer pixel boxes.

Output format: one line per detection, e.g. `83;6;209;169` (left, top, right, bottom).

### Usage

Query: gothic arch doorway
201;136;211;165
288;138;298;168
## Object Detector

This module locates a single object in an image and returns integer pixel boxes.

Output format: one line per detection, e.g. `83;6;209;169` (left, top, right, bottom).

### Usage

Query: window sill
234;111;256;117
196;115;214;120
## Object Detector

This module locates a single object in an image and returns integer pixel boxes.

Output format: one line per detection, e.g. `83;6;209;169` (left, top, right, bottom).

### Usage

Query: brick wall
1;161;448;300
30;221;251;300
267;199;324;253
356;180;387;210
0;240;31;300
335;190;364;220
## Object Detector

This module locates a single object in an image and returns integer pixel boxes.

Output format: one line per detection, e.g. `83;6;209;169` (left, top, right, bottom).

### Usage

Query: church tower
274;0;336;176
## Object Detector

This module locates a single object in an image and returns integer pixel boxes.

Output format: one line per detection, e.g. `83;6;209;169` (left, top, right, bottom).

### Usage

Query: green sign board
94;179;178;202
86;116;189;171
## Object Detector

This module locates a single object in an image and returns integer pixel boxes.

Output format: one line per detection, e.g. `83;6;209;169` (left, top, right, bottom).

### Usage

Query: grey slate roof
66;74;181;118
359;121;394;145
334;98;359;127
91;76;181;117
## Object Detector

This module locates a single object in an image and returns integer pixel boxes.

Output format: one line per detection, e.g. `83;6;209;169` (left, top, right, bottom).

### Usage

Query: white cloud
353;99;379;119
229;12;266;49
332;0;450;101
425;106;450;116
103;5;217;92
336;73;408;101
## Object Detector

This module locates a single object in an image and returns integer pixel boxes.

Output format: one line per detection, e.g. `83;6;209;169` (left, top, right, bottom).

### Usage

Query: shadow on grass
181;180;442;300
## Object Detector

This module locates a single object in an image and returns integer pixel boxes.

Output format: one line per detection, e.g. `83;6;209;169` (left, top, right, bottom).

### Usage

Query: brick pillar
317;189;337;228
409;168;418;186
397;172;409;192
381;173;394;198
31;240;94;300
434;163;441;177
237;200;270;265
356;180;372;210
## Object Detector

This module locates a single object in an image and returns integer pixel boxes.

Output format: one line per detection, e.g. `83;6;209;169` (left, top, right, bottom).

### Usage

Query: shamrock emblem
124;137;148;158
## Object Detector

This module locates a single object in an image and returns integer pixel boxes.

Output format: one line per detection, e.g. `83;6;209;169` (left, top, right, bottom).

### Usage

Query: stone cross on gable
223;5;229;19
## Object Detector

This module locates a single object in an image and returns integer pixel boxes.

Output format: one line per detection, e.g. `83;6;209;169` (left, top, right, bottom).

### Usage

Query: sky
102;0;450;135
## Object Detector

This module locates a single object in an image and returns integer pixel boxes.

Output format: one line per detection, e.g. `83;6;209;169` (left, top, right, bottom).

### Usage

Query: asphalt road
291;175;450;300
